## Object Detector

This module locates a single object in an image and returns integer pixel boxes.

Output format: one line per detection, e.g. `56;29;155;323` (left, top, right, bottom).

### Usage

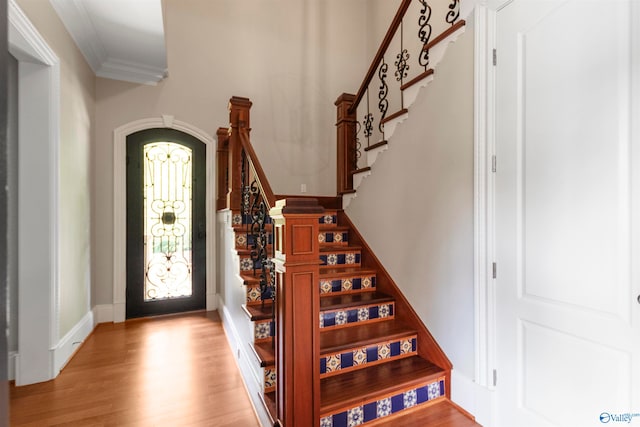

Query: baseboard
113;302;126;323
219;296;272;427
93;304;114;324
8;351;18;381
451;369;495;427
207;292;218;311
51;310;95;375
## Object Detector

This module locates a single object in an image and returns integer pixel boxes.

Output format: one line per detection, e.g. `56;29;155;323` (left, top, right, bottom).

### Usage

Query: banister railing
336;0;464;194
218;96;276;338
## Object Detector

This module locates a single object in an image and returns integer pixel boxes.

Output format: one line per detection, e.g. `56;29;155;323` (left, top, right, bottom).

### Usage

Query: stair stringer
343;23;467;209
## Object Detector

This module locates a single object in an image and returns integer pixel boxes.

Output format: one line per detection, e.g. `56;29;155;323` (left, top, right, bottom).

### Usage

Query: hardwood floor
10;311;261;427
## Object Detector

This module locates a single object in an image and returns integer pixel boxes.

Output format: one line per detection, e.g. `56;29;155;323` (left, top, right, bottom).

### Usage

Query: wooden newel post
228;96;252;210
335;93;357;194
216;127;230;210
269;198;325;427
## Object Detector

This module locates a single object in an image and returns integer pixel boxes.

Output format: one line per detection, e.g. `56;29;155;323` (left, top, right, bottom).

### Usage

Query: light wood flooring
10;311;261;427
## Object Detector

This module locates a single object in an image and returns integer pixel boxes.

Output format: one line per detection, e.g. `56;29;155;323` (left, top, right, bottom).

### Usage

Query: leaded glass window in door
143;142;193;300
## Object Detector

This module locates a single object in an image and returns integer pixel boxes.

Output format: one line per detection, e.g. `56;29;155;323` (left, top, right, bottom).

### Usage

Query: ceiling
50;0;167;85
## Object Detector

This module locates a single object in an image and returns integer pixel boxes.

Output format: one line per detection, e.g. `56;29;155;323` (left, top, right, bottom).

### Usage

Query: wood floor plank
10;311;261;427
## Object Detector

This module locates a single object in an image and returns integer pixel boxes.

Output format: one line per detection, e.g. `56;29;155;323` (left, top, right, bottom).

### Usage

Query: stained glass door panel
144;142;192;301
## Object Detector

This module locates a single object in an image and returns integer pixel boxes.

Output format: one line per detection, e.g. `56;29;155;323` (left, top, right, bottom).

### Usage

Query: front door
126;128;206;318
495;1;639;426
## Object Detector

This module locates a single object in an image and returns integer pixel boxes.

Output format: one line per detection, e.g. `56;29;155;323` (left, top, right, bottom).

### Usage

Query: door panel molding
113;117;215;322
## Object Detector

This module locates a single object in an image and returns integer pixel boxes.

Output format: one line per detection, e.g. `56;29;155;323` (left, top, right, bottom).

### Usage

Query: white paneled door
495;1;640;426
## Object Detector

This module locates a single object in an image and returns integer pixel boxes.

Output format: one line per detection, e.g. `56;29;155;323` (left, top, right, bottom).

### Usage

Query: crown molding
49;0;166;85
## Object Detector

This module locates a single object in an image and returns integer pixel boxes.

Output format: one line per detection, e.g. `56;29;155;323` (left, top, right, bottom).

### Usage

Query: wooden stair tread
370;399;481;427
320;267;377;278
263;391;276;423
321;320;417;355
251;341;275;367
242;303;273;321
319;224;349;231
320;356;445;414
320;291;393;310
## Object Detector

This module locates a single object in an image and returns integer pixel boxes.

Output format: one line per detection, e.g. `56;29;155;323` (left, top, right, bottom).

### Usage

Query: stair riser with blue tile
246;284;274;305
320;303;394;329
254;320;275;343
264;366;276;393
320;336;417;377
320;252;361;268
319;230;349;245
319;378;446;427
319;276;376;295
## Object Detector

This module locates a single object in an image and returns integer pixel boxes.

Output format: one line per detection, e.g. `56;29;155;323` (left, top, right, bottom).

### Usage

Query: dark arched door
126;128;206;318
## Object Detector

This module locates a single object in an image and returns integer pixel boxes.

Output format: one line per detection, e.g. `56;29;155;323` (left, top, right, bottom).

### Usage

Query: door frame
113;116;216;323
9;0;62;385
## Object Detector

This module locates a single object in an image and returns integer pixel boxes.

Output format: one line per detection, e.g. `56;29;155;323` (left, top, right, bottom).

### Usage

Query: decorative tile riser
320;303;394;329
239;256;265;271
264;366;276;393
320;337;417;377
319;378;446;427
254;320;275;343
246;285;273;305
232;212;272;226
319;214;338;225
319;231;348;245
320;253;361;267
235;232;273;249
320;276;376;295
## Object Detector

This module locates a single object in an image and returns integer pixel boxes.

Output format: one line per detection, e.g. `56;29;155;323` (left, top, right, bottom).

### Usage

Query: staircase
231;204;480;426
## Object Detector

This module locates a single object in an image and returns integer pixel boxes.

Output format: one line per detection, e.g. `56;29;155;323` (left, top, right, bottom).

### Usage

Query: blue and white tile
377;397;392;418
403;389;417;409
320;416;333;427
428;381;441;400
335;311;348;326
240;257;253;271
347;406;364;426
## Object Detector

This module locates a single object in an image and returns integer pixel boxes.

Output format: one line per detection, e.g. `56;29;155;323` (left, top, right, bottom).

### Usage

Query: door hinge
493;369;498;386
492;49;497;66
492;262;497;279
491;155;497;173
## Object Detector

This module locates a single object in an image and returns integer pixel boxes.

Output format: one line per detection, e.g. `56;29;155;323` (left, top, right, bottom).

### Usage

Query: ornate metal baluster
241;149;251;248
378;58;389;137
363;89;374;147
354;121;362;171
446;0;460;25
395;21;410;109
418;0;432;70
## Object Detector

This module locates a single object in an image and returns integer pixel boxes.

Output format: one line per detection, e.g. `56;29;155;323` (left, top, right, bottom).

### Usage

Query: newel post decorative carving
269;198;325;427
228;96;252;210
335;93;357;194
216;127;230;210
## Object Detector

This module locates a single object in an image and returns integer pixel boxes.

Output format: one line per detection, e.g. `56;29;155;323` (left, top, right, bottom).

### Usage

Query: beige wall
17;0;95;337
93;0;371;305
345;30;476;379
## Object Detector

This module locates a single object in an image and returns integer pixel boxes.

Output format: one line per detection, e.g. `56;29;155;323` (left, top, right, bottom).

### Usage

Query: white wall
345;30;476;380
93;0;371;307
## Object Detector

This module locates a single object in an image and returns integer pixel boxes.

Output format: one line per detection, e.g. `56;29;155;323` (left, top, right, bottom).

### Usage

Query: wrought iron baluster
446;0;460;25
363;89;374;147
241;149;251;247
418;0;433;70
395;21;410;109
378;58;389;136
354;121;362;171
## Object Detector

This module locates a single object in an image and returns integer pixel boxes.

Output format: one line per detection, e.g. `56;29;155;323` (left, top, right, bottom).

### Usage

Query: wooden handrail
238;128;276;209
348;0;412;115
